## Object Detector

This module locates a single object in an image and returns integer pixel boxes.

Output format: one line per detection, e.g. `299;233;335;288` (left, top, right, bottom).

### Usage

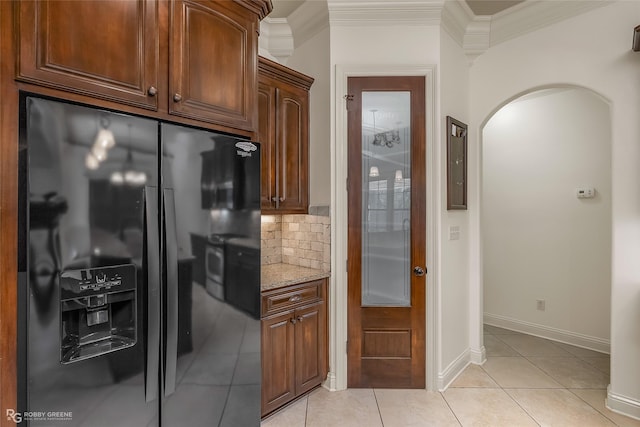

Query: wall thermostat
576;187;596;199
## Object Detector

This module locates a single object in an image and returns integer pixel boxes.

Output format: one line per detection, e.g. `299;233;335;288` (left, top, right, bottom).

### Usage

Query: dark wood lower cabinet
261;278;328;417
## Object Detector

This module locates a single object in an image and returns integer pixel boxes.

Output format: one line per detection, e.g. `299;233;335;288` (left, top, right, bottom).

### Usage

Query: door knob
147;86;158;96
413;266;426;277
173;93;182;102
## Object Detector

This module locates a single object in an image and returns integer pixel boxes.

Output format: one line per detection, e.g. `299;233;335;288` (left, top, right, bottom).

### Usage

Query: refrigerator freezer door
21;97;159;426
160;123;261;426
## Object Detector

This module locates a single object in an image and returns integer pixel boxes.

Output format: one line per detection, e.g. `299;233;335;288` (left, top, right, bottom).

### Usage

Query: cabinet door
170;0;257;131
262;310;295;416
258;82;277;211
294;302;325;396
18;0;158;109
276;85;309;213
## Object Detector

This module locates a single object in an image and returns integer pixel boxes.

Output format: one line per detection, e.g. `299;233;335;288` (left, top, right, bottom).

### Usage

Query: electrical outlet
536;299;546;311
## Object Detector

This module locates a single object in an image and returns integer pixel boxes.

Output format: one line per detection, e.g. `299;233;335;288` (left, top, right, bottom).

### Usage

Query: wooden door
258;57;313;214
261;310;295;415
347;76;426;388
294;302;325;396
170;0;257;131
275;84;309;213
258;81;277;211
17;0;158;109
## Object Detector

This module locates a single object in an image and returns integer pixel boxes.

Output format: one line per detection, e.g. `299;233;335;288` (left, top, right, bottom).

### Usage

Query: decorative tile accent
261;215;283;265
260;213;331;273
282;214;330;272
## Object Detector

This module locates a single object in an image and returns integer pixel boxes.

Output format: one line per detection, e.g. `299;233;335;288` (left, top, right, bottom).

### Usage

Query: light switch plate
449;226;460;241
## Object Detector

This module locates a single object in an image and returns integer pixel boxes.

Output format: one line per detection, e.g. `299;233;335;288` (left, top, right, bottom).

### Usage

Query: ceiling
269;0;525;19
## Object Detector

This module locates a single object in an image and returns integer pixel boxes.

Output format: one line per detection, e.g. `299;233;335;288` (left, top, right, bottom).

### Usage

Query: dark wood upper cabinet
16;0;271;133
17;0;159;110
170;0;258;131
258;81;277;210
258;57;313;214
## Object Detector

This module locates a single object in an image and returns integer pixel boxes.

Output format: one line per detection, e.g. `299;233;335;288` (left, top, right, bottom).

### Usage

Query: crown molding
441;1;489;63
260;18;295;62
288;0;330;48
489;0;611;46
237;0;273;20
327;0;445;27
267;0;613;63
463;16;491;62
441;0;474;45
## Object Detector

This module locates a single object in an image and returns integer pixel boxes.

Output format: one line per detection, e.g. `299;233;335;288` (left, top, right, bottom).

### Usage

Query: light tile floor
261;325;640;427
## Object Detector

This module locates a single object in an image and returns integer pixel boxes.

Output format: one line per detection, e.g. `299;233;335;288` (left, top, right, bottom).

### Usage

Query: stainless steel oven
205;243;224;300
205;234;239;300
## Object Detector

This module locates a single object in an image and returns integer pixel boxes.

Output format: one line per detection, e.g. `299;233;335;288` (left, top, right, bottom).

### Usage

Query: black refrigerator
17;96;261;426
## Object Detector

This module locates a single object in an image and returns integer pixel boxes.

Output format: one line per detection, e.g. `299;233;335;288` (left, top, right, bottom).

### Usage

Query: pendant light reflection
110;124;147;186
395;169;403;182
86;114;115;170
85;153;100;170
369;166;379;178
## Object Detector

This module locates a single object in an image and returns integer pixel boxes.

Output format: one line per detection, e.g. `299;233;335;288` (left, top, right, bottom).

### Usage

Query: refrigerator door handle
163;188;178;397
145;186;160;402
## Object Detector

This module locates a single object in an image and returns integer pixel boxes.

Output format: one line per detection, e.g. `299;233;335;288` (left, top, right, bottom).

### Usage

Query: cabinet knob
173;93;182;102
147;86;158;96
279;197;284;202
289;295;302;302
297;316;303;322
290;318;297;324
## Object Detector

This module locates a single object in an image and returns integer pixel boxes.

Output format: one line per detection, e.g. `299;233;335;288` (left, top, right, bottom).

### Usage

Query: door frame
330;64;439;391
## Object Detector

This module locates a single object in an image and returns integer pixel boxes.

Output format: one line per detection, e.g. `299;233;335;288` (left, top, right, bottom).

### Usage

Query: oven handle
163;188;178;397
144;186;160;402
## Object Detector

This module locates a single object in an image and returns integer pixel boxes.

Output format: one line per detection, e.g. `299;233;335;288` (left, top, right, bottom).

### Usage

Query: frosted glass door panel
361;91;411;307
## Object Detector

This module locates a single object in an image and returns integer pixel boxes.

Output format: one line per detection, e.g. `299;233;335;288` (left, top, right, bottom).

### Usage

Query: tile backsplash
261;209;330;272
261;215;283;265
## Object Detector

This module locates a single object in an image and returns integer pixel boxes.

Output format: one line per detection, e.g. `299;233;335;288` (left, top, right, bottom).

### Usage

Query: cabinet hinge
346;176;349;193
346;259;348;272
346;340;349;354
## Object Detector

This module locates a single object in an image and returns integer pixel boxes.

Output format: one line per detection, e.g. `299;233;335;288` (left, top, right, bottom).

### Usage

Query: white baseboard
323;371;337;391
484;313;610;354
438;349;470;391
470;345;486;364
607;385;640;421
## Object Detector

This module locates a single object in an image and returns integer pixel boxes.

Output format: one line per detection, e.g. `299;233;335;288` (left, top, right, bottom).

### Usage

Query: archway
480;86;612;353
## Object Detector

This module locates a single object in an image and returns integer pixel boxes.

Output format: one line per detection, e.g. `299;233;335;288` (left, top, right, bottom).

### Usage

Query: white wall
482;88;611;349
469;1;640;417
286;26;332;207
438;28;473;387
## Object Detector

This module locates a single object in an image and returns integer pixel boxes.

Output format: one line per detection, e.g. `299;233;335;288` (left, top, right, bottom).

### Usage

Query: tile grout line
372;389;385;427
481;331;544;426
485;327;618;426
439;390;464;426
566;388;621;426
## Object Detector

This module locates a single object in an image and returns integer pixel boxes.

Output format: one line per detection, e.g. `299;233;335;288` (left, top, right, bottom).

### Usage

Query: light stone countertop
261;263;330;292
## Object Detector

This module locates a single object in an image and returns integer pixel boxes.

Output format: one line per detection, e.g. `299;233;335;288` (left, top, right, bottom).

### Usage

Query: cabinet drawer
262;280;323;317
